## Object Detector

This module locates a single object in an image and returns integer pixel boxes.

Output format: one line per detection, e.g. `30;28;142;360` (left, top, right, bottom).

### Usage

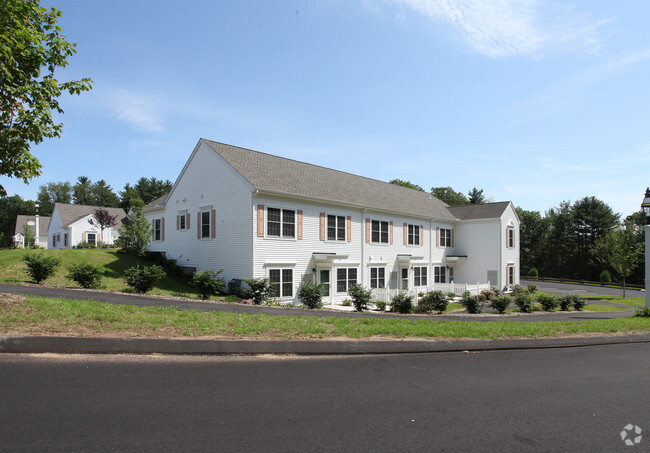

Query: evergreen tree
36;181;73;215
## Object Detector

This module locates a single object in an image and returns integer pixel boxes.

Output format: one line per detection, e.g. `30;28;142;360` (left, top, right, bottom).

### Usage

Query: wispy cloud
499;47;650;125
377;0;612;58
108;89;167;132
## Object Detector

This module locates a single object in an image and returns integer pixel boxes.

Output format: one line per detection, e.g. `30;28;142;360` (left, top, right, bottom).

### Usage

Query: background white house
13;215;51;249
144;139;520;304
48;203;127;249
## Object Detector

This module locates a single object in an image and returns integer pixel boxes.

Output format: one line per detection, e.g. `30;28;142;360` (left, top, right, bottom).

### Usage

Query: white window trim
154;218;162;241
266;206;296;240
268;267;294;299
407;224;421;246
413;265;428;287
336;267;358;294
370;219;390;245
178;211;189;231
200;210;211;239
439;228;452;248
507;226;515;249
326;213;346;242
369;266;386;289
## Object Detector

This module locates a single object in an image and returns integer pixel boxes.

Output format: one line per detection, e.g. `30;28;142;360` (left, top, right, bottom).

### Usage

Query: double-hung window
439;228;452;247
327;215;346;241
371;220;389;244
414;266;427;286
201;211;211;239
370;267;385;289
337;268;358;293
269;268;293;298
507;227;515;248
408;225;420;245
154;219;162;241
267;208;295;238
434;265;446;283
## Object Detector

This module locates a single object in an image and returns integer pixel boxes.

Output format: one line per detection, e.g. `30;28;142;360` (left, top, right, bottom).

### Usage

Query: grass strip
1;295;649;340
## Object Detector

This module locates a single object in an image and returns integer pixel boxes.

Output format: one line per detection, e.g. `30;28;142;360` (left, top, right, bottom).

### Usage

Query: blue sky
3;0;649;218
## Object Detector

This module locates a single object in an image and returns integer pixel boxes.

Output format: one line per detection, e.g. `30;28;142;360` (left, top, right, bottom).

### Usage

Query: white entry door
319;269;332;304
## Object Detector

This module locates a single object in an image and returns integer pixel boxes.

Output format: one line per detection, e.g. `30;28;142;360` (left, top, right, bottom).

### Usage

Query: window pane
371;220;379;243
267;208;280;237
179;215;186;230
337;216;345;240
421;267;427;286
269;270;281;297
327;215;336;240
282;269;293;297
348;268;357;286
201;211;210;238
337;268;347;293
378;268;385;287
380;221;388;243
282;209;295;238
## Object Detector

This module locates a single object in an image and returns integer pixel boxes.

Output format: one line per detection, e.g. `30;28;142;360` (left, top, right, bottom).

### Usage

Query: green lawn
579;295;647;308
1;295;648;340
0;248;197;297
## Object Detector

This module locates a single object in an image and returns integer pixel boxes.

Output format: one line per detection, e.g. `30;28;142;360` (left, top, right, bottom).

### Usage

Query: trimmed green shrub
74;242;96;249
635;307;650;317
375;300;387;311
490;295;511;314
537;293;558;311
559;295;573;311
223;294;240;302
228;278;244;297
297;280;324;309
67;262;103;289
243;277;271;305
511;284;526;295
390;291;414;314
447;292;457;300
461;291;483;314
22;253;62;283
124;265;166;293
419;290;449;314
192;269;225;300
514;293;534;313
572;296;586;311
527;284;537;293
599;270;611;284
347;284;372;312
528;267;538;278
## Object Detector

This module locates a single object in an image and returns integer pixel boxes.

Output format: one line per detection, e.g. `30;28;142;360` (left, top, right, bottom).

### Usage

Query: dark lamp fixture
642;187;650;224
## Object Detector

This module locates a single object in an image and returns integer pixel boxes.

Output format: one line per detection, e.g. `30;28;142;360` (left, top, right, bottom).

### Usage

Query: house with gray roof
48;203;127;249
13;215;51;248
143;138;520;304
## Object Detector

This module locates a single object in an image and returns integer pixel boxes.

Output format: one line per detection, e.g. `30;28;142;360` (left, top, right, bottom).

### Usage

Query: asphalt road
1;343;649;452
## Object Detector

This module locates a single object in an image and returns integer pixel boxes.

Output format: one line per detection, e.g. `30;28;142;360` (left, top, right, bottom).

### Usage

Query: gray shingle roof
54;203;127;228
14;215;51;236
144;195;167;210
203;139;456;221
446;202;511;220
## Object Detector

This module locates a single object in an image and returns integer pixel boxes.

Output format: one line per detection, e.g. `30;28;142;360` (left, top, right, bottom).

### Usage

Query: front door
401;268;409;290
319;269;331;304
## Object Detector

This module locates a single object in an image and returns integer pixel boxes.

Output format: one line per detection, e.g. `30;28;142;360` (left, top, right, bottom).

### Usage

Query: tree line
0;176;171;246
389;179;646;286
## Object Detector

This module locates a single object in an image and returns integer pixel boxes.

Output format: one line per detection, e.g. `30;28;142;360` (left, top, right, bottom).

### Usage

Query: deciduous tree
0;0;92;196
430;187;469;206
389;179;425;192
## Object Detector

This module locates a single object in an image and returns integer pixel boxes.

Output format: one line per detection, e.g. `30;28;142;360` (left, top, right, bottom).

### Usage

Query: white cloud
380;0;612;58
108;89;167;132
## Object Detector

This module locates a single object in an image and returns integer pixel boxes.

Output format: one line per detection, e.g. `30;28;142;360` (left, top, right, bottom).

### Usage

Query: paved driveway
522;279;645;298
0;283;633;322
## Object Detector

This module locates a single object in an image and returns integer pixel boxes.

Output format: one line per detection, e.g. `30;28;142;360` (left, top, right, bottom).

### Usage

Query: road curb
2;334;650;355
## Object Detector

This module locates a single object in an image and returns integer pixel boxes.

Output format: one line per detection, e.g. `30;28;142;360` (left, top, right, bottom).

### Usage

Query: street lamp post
642;188;650;309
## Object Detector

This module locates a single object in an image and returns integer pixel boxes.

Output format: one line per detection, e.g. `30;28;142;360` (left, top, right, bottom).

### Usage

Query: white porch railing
371;282;491;304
